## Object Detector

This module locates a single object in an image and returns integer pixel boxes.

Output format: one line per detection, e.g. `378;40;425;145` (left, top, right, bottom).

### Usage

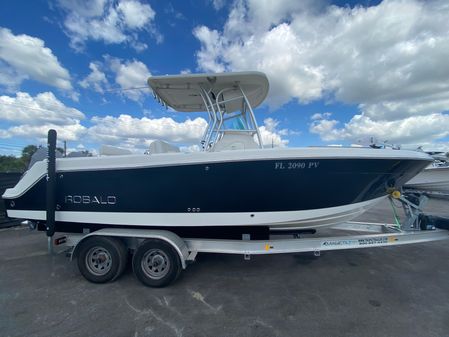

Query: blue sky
0;0;448;155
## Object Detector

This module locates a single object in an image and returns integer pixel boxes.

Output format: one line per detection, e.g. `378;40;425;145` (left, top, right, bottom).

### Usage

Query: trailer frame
52;205;449;287
63;221;449;265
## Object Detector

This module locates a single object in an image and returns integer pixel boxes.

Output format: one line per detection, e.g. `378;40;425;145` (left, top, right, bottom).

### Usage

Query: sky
0;0;448;156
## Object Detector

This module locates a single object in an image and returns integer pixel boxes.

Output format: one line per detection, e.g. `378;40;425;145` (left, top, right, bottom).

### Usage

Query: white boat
405;165;449;194
2;71;432;239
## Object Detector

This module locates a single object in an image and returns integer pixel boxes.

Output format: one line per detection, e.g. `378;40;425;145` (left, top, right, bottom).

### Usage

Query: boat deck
1;198;449;337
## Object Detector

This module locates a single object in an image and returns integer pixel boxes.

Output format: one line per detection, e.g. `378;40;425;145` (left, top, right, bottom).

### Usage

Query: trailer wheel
132;239;181;287
77;236;127;283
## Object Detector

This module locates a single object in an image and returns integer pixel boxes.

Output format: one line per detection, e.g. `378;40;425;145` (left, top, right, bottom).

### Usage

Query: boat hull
405;166;449;193
6;195;385;230
3;147;430;233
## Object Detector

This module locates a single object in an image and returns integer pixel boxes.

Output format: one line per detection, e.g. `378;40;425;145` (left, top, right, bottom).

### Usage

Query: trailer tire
77;236;127;283
132;239;181;287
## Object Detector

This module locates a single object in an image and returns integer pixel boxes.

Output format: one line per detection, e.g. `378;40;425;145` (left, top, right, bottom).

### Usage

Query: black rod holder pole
46;130;57;248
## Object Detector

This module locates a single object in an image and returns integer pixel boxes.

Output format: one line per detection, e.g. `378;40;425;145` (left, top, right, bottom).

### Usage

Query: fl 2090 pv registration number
274;161;320;170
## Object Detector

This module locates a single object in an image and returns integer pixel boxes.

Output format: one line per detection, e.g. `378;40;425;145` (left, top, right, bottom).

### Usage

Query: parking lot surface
1;198;449;337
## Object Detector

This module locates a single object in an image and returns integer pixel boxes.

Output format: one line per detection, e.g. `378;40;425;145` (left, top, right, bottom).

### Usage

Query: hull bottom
38;223;272;240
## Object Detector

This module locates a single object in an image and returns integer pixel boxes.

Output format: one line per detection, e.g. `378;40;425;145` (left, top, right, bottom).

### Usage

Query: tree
0;144;39;172
56;147;64;156
21;145;38;167
0;144;68;173
0;155;25;172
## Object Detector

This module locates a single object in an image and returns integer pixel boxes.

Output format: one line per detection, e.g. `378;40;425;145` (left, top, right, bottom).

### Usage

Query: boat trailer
46;190;449;287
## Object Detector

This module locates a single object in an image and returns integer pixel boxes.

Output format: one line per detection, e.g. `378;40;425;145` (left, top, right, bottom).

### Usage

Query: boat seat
146;140;180;154
212;132;259;152
99;145;132;156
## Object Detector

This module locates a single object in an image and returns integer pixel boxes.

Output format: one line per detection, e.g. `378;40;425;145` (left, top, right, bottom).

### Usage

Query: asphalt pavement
1;197;449;337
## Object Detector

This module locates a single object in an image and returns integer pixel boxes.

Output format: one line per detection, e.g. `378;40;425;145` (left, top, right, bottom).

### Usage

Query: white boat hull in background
405;166;449;193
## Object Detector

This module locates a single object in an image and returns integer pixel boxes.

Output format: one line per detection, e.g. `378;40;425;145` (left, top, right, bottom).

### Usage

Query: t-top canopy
147;71;269;113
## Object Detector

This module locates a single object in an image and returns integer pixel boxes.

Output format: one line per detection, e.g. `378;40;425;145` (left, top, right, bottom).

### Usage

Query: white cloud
107;57;151;101
0;92;210;152
310;113;449;144
58;0;158;51
86;115;288;150
129;39;148;52
63;7;126;47
194;0;449;146
211;0;226;11
88;114;208;145
117;1;155;29
79;62;108;93
164;3;186;21
78;57;151;101
309;117;340;141
0;27;72;91
310;112;331;121
193;2;326;106
0;123;86;142
0;92;84;125
258;118;289;147
57;0;107;18
263;117;280;133
193;26;226;73
0;91;86;142
360;97;449;122
0;60;27;92
418;142;449;153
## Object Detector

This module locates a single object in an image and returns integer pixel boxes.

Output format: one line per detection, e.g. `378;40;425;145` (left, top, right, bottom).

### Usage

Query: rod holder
46;129;57;243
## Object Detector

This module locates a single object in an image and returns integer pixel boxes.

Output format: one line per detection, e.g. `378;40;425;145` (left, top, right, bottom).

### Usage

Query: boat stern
2;160;47;221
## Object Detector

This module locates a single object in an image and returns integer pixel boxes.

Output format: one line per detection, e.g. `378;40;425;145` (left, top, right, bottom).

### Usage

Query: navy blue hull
6;157;428;214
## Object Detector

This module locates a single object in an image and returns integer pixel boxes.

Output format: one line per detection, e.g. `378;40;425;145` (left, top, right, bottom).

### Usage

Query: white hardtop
148;71;269;113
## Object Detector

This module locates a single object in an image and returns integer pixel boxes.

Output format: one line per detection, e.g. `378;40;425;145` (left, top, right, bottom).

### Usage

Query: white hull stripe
7;196;385;229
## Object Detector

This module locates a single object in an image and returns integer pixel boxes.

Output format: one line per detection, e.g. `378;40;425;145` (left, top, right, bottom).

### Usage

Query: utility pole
63;140;67;157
